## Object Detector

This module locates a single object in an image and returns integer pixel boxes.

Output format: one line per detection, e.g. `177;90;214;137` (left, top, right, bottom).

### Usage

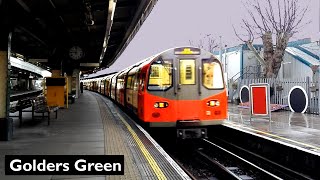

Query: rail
197;138;282;179
201;136;314;180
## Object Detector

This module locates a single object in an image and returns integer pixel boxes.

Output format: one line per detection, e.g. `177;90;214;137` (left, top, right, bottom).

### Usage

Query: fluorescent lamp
111;1;116;21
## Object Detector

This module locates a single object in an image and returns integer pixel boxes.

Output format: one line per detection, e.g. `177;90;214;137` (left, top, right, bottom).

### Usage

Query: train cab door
175;59;201;121
137;71;146;120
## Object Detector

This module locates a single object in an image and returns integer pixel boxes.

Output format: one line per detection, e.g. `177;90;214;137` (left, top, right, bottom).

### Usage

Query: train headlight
207;100;220;107
154;102;169;108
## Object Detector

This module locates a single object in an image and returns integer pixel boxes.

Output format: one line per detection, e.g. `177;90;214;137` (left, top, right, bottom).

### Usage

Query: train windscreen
148;59;172;91
202;59;224;89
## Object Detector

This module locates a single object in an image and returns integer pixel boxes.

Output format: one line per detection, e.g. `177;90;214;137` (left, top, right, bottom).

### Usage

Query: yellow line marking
117;113;167;180
225;121;320;151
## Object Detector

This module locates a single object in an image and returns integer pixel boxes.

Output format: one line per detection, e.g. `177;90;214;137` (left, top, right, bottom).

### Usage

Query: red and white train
82;47;227;138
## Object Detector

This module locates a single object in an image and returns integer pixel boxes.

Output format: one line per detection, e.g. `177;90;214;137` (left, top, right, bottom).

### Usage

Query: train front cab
142;48;227;138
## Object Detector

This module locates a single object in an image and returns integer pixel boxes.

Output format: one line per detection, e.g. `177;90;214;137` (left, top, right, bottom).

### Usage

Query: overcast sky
101;0;319;74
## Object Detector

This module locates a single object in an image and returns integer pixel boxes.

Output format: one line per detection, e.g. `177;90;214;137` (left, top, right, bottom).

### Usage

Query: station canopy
3;0;156;74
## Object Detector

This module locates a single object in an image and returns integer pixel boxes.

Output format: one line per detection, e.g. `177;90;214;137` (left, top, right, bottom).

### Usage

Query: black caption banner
5;155;124;175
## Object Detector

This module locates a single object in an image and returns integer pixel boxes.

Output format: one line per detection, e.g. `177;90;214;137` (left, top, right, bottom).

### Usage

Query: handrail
198;67;202;94
229;66;249;80
229;65;262;84
173;67;177;94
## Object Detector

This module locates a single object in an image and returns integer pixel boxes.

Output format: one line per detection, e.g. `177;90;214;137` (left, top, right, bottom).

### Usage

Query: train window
130;75;135;89
148;59;172;91
139;73;146;91
179;59;195;85
140;79;144;91
150;66;160;78
202;59;224;89
117;78;124;89
185;65;192;79
133;73;139;91
126;76;132;89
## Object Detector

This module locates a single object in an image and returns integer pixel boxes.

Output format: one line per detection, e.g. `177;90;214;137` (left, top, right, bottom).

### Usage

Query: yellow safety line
117;113;167;180
225;121;320;151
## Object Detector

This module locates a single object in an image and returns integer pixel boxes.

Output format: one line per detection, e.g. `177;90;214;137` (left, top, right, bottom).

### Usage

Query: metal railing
229;65;262;83
228;65;263;101
238;77;319;114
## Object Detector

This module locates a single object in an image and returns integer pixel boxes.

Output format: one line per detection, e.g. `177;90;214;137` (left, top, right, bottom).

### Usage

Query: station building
216;38;319;81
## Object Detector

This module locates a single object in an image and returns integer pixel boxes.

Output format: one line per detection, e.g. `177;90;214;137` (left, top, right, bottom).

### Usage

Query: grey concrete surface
227;103;320;153
0;91;105;180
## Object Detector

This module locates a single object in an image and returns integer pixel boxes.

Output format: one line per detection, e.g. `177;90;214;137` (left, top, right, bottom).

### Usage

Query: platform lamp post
224;45;228;97
224;44;228;73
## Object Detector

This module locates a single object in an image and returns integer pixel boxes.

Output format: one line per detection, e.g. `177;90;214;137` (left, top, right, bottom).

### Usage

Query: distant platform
10;89;42;101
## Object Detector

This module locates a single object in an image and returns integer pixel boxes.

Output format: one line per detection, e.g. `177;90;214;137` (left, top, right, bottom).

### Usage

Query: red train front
83;47;228;138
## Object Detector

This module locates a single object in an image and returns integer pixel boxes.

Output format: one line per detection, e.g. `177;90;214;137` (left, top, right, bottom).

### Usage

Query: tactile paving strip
96;93;190;180
95;95;142;180
98;97;159;179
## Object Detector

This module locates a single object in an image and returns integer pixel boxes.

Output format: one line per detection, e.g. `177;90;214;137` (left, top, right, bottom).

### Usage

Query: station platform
10;89;42;101
0;91;190;180
227;104;320;155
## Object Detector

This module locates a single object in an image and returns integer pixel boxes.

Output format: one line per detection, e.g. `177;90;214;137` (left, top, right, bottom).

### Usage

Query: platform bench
9;98;33;127
32;96;59;125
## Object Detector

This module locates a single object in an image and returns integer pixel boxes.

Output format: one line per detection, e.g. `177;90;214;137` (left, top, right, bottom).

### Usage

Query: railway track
197;138;282;179
150;133;277;179
150;129;280;179
196;137;313;180
158;136;313;179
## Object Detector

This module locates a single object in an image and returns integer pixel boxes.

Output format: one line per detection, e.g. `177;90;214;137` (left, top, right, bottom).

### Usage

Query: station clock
69;46;84;60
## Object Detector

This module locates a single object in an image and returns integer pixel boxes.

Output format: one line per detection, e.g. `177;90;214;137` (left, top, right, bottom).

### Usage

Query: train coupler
177;128;207;139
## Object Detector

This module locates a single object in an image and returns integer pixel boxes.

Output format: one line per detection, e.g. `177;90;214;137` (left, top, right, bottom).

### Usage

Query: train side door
132;70;139;114
137;71;146;120
175;59;200;120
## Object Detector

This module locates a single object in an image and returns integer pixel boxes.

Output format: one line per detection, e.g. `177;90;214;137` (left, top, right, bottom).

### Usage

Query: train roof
81;46;214;81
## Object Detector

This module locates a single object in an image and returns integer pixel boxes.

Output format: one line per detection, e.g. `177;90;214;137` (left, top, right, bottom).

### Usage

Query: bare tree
235;0;310;78
189;34;218;52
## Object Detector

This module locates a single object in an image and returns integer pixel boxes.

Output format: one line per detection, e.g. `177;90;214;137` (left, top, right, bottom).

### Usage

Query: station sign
28;59;48;63
80;63;99;67
249;83;271;120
